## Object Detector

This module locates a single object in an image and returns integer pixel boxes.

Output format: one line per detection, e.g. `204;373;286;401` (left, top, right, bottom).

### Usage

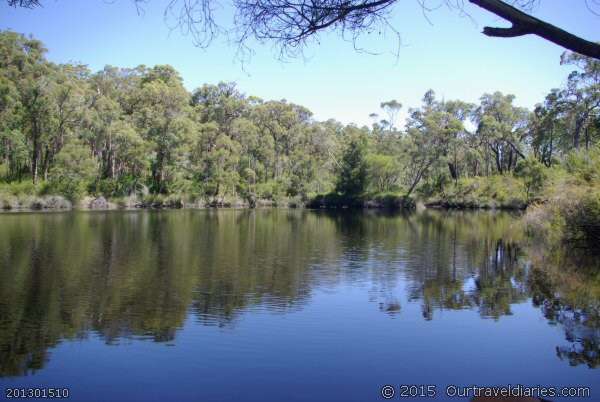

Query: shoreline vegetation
1;30;599;250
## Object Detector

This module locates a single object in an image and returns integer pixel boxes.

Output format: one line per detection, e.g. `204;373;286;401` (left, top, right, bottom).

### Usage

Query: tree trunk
447;162;458;181
31;124;40;184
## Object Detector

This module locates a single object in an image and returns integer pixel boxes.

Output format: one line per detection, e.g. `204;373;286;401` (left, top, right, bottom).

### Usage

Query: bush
256;180;286;200
563;147;600;185
563;191;600;248
525;190;600;252
139;193;165;208
43;196;72;209
50;179;88;202
514;157;547;201
48;140;98;202
306;192;360;208
0;193;18;210
306;192;415;210
336;136;368;198
369;193;416;210
426;175;527;209
0;181;37;196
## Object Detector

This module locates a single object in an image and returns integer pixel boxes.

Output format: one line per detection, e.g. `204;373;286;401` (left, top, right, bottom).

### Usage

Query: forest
0;30;599;245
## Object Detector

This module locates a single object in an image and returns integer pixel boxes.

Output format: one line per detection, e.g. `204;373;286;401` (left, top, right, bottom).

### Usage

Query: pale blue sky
1;1;598;126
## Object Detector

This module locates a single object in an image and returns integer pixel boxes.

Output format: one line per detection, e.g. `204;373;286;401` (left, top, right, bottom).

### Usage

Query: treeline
0;30;598;208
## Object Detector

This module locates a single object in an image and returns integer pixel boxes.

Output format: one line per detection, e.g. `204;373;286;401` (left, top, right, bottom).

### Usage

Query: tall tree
133;65;193;193
335;134;368;198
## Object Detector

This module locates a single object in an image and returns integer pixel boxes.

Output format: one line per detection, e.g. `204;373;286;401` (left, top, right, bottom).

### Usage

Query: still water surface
0;209;598;401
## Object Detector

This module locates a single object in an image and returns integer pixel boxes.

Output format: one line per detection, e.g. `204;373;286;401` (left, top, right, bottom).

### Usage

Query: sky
0;0;598;126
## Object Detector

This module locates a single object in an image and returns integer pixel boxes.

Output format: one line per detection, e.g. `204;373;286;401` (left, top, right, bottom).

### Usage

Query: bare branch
469;0;600;59
6;0;41;7
6;0;600;60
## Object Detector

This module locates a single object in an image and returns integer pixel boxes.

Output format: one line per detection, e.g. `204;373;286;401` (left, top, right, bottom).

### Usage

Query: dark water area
0;209;598;401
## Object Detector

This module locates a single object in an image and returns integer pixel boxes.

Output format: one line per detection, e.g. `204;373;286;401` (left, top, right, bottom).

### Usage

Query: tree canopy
0;30;598;206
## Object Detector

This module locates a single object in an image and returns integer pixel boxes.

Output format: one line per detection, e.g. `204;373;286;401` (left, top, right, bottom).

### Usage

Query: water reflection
527;247;600;369
0;209;598;378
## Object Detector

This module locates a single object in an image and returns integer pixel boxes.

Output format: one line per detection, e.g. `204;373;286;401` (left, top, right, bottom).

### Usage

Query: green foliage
563;146;600;184
514;157;547;201
0;180;36;196
48;141;98;201
366;154;400;193
563;191;600;248
428;175;527;209
525;189;600;251
0;30;599;216
335;136;368;198
369;193;416;210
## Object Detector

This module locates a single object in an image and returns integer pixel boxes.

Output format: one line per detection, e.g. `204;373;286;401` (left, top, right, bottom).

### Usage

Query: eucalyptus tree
191;82;248;134
559;52;600;150
379;100;402;132
0;31;54;183
335;132;368;198
48;139;99;201
366;154;400;193
474;92;529;174
133;65;194;193
402;90;470;195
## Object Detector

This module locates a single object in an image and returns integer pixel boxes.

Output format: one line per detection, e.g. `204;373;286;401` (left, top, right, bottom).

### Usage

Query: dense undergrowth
418;147;600;250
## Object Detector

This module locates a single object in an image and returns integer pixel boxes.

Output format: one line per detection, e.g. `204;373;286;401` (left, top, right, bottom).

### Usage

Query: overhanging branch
469;0;600;60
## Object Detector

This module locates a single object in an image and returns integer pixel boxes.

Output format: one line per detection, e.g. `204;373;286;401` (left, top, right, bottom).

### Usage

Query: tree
529;89;564;166
514;157;546;201
8;1;600;59
559;52;600;150
132;65;193;193
0;31;53;184
335;135;368;198
367;154;399;192
379;100;402;132
475;92;529;174
49;139;98;200
402;90;466;196
2;28;599;206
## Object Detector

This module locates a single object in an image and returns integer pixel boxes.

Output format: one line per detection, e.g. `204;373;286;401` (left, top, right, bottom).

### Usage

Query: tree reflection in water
0;209;598;376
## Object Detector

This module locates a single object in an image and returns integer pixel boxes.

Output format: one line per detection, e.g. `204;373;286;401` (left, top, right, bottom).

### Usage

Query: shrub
563;147;600;185
525;190;600;252
563;191;600;248
256;180;286;200
514;157;547;201
43;196;72;209
49;141;98;201
51;180;88;203
425;175;527;209
140;193;165;208
335;137;368;198
370;193;416;210
0;181;37;196
0;193;18;210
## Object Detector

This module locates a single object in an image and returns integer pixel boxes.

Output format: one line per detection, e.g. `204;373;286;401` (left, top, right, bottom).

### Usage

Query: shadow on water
0;209;598;377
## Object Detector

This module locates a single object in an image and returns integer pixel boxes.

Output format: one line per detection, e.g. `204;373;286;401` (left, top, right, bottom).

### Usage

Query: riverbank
0;193;416;212
305;192;416;210
420;160;600;251
0;193;300;211
422;175;529;210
